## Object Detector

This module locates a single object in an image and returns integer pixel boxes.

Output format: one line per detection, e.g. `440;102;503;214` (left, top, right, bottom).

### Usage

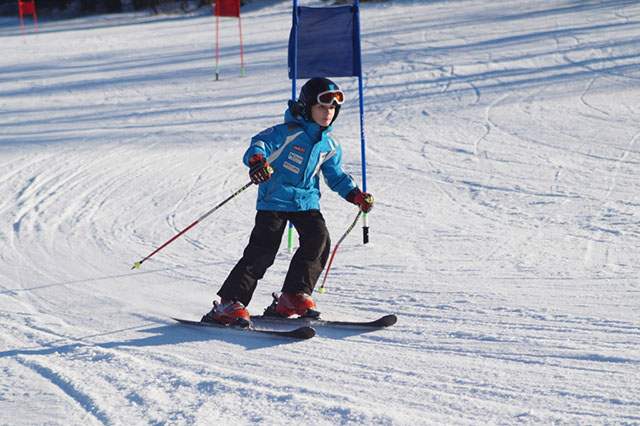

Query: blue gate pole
287;0;300;254
354;0;369;244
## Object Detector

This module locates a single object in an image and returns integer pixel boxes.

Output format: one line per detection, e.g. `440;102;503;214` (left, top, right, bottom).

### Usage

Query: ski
257;293;397;329
251;313;398;329
173;318;316;340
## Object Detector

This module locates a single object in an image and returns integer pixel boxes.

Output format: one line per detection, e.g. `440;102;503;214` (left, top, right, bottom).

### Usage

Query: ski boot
202;299;252;327
264;292;320;318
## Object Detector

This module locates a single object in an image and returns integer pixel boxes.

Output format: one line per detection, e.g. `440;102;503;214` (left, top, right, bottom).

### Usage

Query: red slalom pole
318;210;362;293
131;181;253;270
238;13;245;76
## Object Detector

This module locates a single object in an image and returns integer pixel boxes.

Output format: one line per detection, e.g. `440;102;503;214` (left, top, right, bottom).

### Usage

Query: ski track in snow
1;0;640;424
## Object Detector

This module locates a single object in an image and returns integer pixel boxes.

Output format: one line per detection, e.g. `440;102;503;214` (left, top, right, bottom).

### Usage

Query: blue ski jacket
243;106;358;212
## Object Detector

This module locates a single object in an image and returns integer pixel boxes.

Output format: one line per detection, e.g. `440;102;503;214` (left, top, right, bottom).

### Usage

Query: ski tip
132;261;141;270
293;326;316;339
379;314;398;327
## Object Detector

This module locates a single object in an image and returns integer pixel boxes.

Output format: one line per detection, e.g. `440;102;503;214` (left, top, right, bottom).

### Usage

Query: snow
1;0;640;423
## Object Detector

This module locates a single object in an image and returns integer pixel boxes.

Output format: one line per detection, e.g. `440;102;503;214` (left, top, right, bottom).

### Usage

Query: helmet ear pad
330;104;340;124
288;100;303;118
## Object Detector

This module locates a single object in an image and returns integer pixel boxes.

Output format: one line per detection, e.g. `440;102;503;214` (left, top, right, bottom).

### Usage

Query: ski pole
131;181;254;270
318;210;363;293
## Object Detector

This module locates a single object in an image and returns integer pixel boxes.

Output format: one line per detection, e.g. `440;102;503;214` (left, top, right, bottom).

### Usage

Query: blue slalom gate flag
288;5;362;78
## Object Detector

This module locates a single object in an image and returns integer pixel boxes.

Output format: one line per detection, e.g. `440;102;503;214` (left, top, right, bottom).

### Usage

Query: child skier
202;77;374;326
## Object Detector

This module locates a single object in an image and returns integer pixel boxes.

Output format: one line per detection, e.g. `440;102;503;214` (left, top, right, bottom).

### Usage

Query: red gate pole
238;14;245;76
32;4;38;36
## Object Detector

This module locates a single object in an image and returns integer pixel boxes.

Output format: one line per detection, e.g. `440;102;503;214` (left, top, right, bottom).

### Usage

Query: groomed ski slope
1;0;639;423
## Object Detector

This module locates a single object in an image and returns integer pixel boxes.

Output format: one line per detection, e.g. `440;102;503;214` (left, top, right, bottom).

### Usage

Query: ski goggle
317;90;345;106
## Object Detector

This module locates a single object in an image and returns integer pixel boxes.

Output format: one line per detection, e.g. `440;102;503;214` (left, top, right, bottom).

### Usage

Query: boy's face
310;104;336;127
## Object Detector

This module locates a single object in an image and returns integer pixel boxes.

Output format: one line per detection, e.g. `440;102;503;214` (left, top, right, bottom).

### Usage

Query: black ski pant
217;210;331;307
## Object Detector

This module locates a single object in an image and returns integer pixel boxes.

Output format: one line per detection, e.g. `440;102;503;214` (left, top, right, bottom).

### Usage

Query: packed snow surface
1;0;639;424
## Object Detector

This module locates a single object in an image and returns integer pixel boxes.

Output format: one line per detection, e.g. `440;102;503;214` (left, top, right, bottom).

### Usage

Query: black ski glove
346;188;374;213
248;154;273;184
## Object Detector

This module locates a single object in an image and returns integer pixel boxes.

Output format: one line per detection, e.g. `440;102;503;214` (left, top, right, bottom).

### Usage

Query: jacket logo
283;161;300;174
257;127;275;136
288;152;304;164
292;145;306;153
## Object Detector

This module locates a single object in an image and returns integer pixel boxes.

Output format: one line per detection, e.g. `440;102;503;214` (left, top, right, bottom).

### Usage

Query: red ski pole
131;181;253;270
319;210;362;293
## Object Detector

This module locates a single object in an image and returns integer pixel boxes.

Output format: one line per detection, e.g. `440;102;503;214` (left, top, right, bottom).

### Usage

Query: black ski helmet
297;77;343;124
